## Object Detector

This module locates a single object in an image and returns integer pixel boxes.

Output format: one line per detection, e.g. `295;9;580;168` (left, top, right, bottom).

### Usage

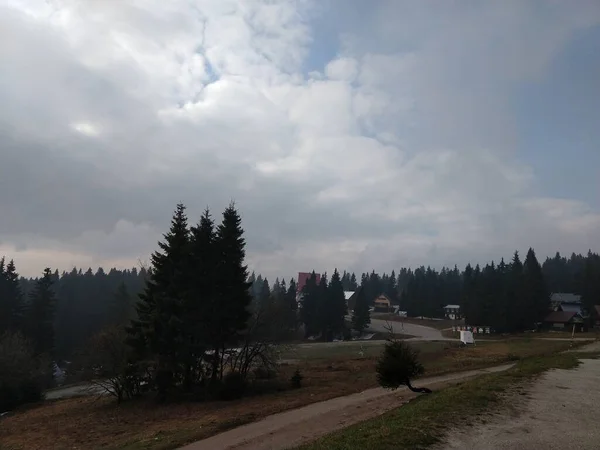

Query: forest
1;200;600;409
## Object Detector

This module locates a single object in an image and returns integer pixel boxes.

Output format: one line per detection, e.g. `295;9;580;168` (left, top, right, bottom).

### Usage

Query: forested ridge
3;250;599;361
1;202;599;409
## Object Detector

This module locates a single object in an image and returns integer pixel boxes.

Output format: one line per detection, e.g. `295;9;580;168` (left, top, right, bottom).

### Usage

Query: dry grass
0;339;581;450
373;314;461;330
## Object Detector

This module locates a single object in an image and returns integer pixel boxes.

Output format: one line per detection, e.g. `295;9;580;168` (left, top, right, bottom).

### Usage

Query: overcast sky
1;0;599;280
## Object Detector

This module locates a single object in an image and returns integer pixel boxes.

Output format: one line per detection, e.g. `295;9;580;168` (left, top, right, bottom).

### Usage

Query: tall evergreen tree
523;248;549;329
111;282;132;326
26;268;57;357
183;208;217;388
507;251;524;331
210;202;252;381
351;287;370;334
127;203;191;397
324;269;347;340
0;258;24;334
300;272;320;338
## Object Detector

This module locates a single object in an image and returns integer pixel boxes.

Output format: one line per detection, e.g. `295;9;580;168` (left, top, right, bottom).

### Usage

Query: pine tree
300;272;320;338
327;269;347;338
0;258;25;334
523;248;549;330
317;273;330;340
351;287;370;334
184;208;217;389
507;251;524;331
259;278;271;306
26;268;57;357
127;203;190;397
349;273;358;290
210;202;252;381
111;282;132;326
284;278;298;330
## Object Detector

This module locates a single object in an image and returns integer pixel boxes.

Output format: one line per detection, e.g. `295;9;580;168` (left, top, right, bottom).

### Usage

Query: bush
0;332;47;412
290;369;303;389
253;365;277;380
218;371;247;400
376;340;424;390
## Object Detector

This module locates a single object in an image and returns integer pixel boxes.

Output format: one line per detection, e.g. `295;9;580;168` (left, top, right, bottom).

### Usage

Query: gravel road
439;343;600;450
179;364;514;450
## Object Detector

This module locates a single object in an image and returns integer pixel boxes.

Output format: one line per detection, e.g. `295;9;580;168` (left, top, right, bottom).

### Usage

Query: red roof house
297;272;321;294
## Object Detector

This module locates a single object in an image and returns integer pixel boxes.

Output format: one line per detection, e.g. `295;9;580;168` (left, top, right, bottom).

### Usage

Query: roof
443;304;460;309
551;293;582;304
297;272;321;293
559;303;582;314
344;291;355;300
374;293;392;303
544;311;578;323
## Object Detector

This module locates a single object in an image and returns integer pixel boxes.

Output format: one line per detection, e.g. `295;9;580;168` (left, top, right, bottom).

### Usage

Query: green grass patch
298;352;582;450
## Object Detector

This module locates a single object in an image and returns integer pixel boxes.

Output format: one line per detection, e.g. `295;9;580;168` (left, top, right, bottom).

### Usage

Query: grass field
299;349;596;450
372;314;461;330
0;338;583;450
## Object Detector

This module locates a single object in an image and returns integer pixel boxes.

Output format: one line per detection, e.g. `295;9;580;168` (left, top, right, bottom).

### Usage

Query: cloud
1;0;599;279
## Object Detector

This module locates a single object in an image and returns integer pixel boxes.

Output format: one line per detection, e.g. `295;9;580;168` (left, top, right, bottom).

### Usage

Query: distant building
345;290;358;311
373;294;393;312
550;293;584;316
443;304;461;320
543;310;586;332
297;272;321;294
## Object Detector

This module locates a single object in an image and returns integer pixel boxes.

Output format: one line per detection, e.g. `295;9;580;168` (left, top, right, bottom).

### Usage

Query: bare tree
78;326;144;403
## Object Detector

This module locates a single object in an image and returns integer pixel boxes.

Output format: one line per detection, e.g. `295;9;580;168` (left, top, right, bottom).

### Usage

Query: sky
1;0;599;280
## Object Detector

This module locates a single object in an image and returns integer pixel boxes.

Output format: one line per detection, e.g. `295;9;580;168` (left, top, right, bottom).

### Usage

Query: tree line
2;202;600;407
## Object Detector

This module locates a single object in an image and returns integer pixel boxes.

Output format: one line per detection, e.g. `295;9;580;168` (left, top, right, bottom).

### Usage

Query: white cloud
1;0;599;279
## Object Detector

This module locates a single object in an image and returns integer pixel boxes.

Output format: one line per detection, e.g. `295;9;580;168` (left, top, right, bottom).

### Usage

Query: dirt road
440;344;600;450
180;364;514;450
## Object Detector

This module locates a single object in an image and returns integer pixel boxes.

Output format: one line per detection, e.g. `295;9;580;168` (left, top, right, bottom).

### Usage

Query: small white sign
460;330;475;345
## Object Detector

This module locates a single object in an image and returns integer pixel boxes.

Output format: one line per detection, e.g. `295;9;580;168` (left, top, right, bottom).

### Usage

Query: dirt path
439;343;600;450
180;364;514;450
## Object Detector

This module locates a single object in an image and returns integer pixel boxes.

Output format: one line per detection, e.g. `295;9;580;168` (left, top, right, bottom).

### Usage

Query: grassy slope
0;339;582;450
299;351;594;450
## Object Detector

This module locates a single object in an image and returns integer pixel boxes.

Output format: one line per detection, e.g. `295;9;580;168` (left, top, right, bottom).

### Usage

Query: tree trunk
405;379;432;394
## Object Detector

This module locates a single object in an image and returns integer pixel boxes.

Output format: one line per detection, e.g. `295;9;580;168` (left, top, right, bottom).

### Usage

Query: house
296;271;322;305
373;294;393;312
443;304;461;320
297;272;321;294
551;293;583;313
345;290;357;311
542;310;586;332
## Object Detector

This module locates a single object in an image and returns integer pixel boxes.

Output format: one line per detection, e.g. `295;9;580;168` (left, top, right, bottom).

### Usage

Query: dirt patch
438;357;600;449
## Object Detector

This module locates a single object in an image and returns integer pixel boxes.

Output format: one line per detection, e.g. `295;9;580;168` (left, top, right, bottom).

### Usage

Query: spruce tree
523;248;549;329
284;278;298;330
127;203;190;397
300;272;320;338
0;258;25;334
210;202;252;381
507;251;524;331
327;269;347;339
185;208;217;389
351;287;370;334
111;282;132;326
26;268;57;357
349;272;358;290
317;273;330;339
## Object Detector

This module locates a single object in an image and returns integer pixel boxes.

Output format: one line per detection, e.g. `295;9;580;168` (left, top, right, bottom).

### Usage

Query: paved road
180;364;515;450
45;383;104;400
